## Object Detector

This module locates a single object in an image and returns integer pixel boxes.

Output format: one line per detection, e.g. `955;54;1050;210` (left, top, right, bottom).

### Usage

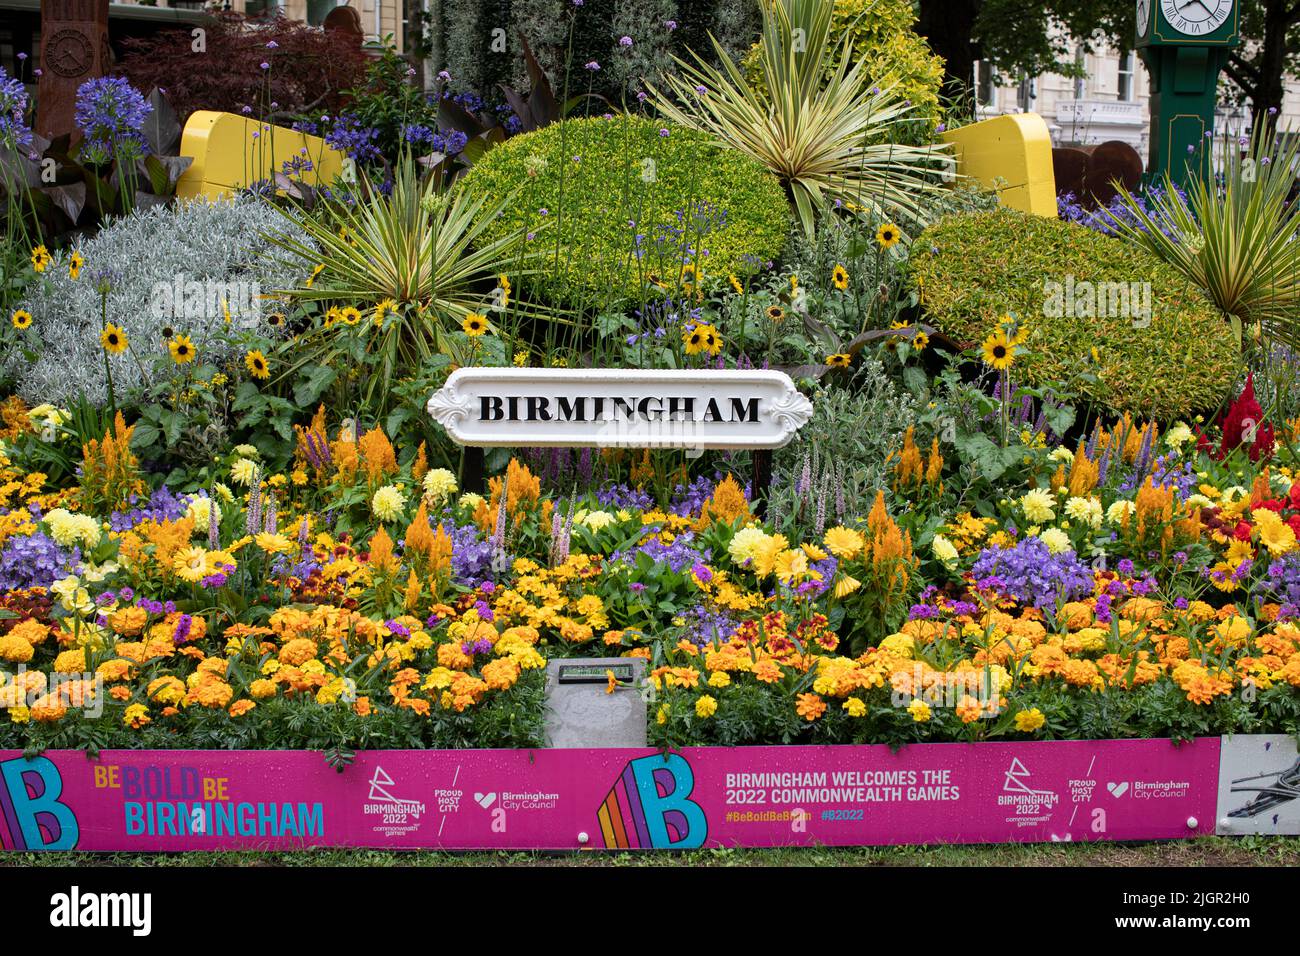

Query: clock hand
1180;0;1215;15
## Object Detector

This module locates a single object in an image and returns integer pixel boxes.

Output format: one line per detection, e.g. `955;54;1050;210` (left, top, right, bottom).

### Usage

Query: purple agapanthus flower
74;76;151;166
0;65;33;151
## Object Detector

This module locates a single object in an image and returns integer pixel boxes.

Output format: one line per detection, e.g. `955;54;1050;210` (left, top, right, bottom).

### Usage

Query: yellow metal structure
175;110;347;201
940;114;1057;217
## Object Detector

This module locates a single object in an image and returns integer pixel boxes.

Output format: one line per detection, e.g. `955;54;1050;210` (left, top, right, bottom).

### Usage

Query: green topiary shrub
741;0;946;142
459;114;789;309
908;208;1241;419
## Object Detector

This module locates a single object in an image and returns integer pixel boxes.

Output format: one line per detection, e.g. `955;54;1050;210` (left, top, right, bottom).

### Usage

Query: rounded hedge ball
909;208;1240;419
459;115;789;309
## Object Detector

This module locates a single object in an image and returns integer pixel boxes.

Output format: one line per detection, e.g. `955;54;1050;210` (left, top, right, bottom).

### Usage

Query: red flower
1201;374;1276;463
1234;521;1254;541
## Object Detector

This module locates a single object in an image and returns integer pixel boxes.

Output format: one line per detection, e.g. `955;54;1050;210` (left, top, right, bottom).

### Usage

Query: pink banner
0;738;1221;851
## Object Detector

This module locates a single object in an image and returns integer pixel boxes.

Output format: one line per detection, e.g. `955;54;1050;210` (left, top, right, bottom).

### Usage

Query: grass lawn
3;836;1297;867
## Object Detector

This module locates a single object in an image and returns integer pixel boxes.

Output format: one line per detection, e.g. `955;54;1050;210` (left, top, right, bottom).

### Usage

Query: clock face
1159;0;1232;36
1137;0;1151;35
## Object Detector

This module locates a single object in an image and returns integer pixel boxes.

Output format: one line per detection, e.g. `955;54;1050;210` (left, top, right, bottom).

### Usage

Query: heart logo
474;792;497;809
1107;781;1129;798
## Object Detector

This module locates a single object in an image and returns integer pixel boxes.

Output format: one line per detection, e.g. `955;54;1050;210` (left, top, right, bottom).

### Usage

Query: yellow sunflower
912;330;929;351
729;274;744;294
100;323;129;354
245;350;270;380
267;312;286;329
831;264;849;290
826;353;851;368
496;274;511;308
876;223;901;249
462;313;489;336
373;298;397;325
683;326;708;355
11;309;32;330
31;245;51;273
339;306;362;326
981;329;1015;370
700;325;723;356
765;305;785;322
68;251;84;280
168;333;197;364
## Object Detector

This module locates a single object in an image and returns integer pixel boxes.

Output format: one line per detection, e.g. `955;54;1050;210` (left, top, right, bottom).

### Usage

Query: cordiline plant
646;0;953;238
263;159;545;403
1108;124;1300;350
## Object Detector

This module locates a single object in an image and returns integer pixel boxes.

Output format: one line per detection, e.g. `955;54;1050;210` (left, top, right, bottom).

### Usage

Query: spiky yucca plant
266;160;528;316
1108;124;1300;350
646;0;953;238
263;160;542;406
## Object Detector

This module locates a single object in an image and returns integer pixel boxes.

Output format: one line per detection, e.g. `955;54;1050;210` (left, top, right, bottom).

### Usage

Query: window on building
974;60;994;107
308;0;340;27
1118;51;1136;101
1017;75;1035;112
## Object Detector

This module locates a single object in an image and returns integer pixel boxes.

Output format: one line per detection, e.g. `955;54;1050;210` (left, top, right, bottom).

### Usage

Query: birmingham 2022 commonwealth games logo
0;756;79;850
597;753;707;849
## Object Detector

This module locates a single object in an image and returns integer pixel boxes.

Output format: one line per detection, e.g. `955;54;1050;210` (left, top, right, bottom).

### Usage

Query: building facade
974;39;1300;164
216;0;410;51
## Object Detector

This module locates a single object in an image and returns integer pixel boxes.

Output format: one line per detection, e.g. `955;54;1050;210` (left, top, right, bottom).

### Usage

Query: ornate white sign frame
427;368;813;450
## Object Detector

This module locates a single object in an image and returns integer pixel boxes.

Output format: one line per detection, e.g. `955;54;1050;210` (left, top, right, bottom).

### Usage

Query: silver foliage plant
9;196;314;407
770;356;918;528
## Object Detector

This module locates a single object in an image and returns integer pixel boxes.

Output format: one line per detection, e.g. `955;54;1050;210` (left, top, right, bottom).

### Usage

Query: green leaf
294;364;337;407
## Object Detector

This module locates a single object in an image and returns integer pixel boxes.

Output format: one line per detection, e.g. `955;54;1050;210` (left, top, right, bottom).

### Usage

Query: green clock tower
1136;0;1240;188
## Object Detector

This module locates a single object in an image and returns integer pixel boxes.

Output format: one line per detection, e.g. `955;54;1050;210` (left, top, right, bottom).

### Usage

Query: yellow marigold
0;633;34;663
842;696;867;717
109;605;149;636
96;659;132;683
908;699;931;722
795;692;826;721
249;679;277;699
437;642;473;670
123;703;151;729
879;633;915;658
30;693;67;722
191;678;234;709
279;637;319;666
229;699;256;717
481;657;520;691
753;659;783;683
1014;708;1046;732
695;694;718;718
147;676;186;705
956;694;983;723
53;648;86;674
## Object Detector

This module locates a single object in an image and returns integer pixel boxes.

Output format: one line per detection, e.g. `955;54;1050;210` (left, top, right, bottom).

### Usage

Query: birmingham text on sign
427;368;813;449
